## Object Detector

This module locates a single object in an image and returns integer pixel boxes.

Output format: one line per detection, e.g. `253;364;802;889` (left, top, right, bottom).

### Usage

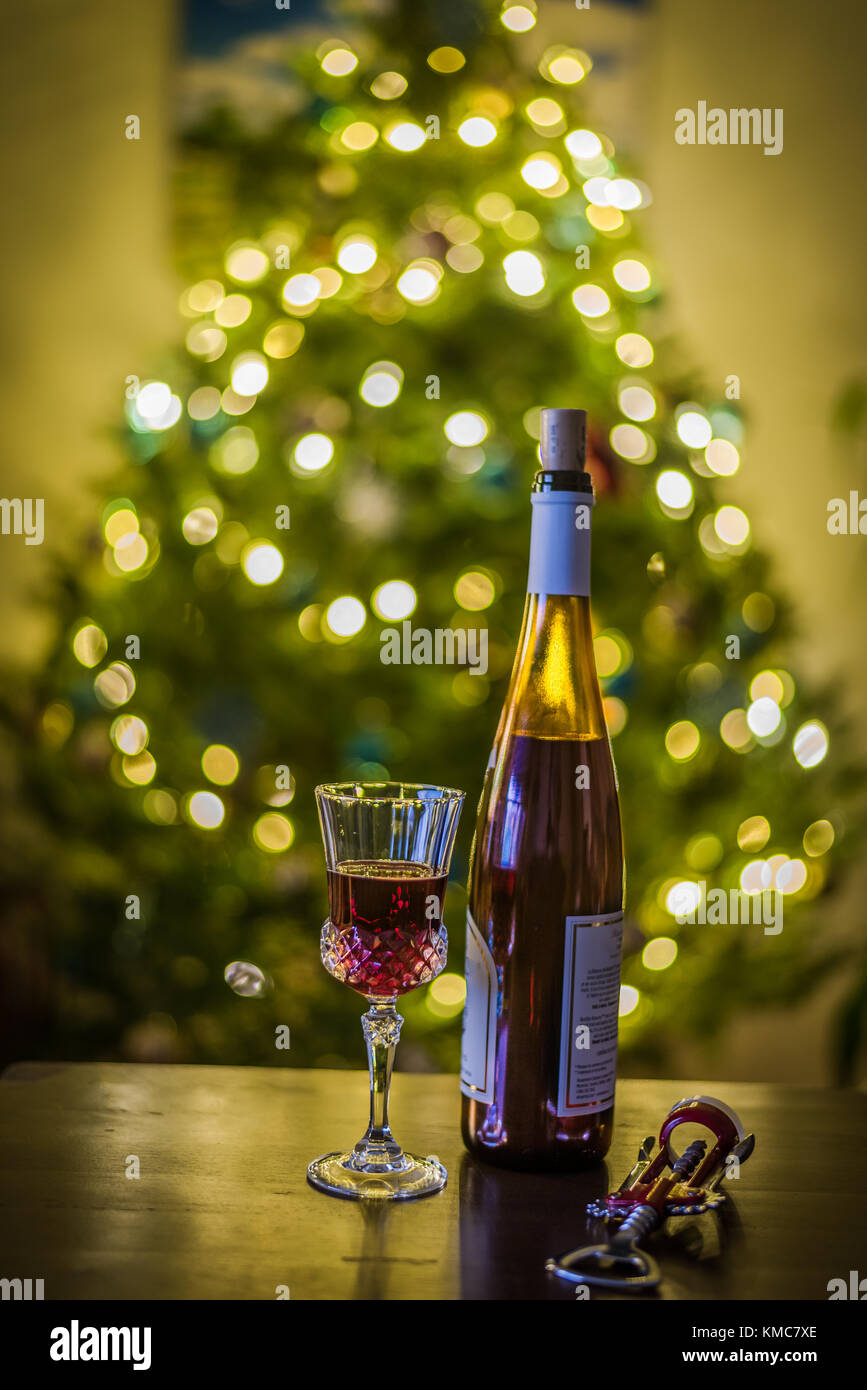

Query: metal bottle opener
545;1094;756;1293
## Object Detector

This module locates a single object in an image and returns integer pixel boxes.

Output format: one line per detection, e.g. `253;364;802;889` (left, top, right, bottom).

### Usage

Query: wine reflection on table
458;1152;746;1300
458;1152;610;1300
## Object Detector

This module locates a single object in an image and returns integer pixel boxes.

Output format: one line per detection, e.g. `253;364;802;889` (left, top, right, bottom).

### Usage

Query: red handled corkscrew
545;1094;756;1292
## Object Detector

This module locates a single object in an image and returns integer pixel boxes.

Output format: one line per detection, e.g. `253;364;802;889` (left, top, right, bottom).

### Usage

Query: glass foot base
307;1150;447;1201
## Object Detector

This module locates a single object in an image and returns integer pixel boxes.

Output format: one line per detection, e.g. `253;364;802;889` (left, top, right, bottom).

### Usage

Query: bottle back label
460;910;497;1104
557;911;623;1116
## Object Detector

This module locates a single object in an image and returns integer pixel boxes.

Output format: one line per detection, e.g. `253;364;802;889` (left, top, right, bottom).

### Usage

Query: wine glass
308;781;464;1201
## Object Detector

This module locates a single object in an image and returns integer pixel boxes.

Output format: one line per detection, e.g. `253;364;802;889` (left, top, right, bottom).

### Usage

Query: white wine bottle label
527;492;594;596
460;909;497;1104
556;911;623;1116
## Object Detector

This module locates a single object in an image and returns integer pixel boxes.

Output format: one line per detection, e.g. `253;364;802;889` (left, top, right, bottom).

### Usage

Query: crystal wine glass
308;781;464;1200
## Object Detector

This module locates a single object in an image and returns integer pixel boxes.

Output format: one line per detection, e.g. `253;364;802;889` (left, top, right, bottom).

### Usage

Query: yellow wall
646;0;867;1082
647;0;867;734
0;0;176;664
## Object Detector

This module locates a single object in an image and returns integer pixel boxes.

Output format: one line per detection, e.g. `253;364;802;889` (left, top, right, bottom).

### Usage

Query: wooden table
0;1063;863;1301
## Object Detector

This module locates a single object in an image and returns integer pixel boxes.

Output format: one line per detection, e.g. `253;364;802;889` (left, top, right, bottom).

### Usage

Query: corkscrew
545;1094;755;1293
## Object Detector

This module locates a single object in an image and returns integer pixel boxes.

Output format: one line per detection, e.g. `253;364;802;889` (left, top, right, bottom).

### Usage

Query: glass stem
351;998;405;1170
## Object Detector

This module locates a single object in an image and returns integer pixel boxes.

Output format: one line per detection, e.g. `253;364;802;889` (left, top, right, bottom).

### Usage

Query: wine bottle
461;408;624;1170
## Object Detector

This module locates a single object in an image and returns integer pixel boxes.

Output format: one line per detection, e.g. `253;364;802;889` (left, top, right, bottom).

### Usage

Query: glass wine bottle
461;408;625;1171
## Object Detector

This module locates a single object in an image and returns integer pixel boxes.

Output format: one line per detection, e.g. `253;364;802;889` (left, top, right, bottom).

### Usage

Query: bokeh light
113;533;150;573
111;715;149;756
241;541;284;586
500;3;536;32
186;325;226;361
458;117;497;146
263;321;305;360
613;259;651;292
706;438;740;476
503;250;545;296
143;789;177;825
803;819;834;857
738;816;771;852
743;593;775;632
714;506;750;548
341;121;378;151
454;570;495;610
542;48;587;85
526;98;563;129
603;697;628;736
572;284;610;317
616;333;654;368
325;596;366;637
370;71;407;100
230;352;268;396
610;424;654;463
776;859;807;895
225;244;269;283
747;696;783;737
182;507;219;545
225;961;271;996
607;178;643;210
385;121;427;152
643;937;677;971
136;382;171;421
320;46;357;76
720;709;753;752
665;720;700;761
187;791;225;828
619;985;640;1017
214;294;251;328
565;128;601;159
427;972;467;1017
253;813;295;852
750;671;786;705
360;361;403;406
793;721;829;768
122;751;156;786
521;153;562;190
427;47;465;73
666;880;701;917
282;273;320;307
397;261;442;304
294;433;334;472
94;662;136;709
72;623;107;668
676;409;713;448
337;235;377;273
619;385;656;421
104;508;139;547
202;744;240;786
188;386;222;420
445;411;488;446
740;860;772;895
211;425;259;476
372;580;417;621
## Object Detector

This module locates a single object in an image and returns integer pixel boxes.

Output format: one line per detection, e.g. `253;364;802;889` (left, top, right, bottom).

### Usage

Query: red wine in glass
324;860;448;997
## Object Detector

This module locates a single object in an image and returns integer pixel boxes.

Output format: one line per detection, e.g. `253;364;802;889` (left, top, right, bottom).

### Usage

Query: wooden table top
0;1062;863;1301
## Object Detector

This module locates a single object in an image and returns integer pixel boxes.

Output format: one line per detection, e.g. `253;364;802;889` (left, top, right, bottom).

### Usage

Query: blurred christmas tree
0;0;860;1075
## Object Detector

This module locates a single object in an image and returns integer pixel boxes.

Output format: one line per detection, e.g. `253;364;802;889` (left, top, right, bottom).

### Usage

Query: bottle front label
460;909;497;1105
557;911;623;1116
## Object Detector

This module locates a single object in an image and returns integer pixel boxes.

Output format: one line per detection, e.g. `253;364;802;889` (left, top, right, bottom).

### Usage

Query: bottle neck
496;496;606;742
527;491;592;598
502;594;606;740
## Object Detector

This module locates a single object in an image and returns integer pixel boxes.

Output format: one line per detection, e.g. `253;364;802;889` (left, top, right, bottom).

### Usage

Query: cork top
540;408;587;468
534;408;592;493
